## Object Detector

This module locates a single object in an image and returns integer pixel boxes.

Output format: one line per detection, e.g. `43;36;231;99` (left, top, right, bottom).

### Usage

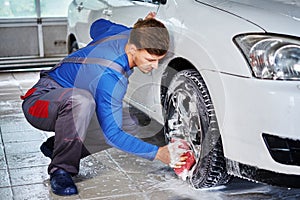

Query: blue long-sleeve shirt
48;19;159;160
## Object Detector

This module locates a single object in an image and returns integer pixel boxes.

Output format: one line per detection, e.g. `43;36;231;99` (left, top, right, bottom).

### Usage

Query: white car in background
67;0;300;188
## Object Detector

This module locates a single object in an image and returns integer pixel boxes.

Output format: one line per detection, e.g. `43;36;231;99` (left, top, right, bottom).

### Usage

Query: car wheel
69;40;79;54
164;69;231;188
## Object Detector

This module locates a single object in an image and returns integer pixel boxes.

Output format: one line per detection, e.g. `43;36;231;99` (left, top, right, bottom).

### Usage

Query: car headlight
234;34;300;80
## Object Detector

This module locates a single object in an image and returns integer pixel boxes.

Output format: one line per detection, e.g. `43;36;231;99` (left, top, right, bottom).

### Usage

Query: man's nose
152;61;159;69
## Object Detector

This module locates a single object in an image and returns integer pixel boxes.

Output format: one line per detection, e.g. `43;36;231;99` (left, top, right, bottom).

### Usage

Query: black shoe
40;136;54;159
50;169;78;196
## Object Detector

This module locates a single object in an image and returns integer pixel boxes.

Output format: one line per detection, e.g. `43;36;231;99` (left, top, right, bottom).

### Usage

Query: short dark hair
129;18;170;56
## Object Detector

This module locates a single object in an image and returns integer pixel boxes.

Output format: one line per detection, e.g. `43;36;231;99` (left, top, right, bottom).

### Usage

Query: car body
67;0;300;188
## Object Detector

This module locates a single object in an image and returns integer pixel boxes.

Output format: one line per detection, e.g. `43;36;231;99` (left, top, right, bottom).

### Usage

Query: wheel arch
160;57;195;107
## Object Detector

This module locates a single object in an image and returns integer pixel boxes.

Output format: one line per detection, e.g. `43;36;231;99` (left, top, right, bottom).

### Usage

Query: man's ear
128;43;137;55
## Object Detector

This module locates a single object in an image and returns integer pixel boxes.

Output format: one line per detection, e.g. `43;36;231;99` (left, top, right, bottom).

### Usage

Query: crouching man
21;13;187;196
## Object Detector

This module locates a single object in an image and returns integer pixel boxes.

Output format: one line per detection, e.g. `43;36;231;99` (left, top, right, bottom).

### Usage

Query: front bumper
207;71;300;176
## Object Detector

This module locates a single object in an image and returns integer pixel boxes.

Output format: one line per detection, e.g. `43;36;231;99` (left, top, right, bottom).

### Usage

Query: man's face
133;49;166;74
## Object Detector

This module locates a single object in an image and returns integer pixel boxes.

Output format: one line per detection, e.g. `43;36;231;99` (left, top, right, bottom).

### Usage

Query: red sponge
174;151;196;176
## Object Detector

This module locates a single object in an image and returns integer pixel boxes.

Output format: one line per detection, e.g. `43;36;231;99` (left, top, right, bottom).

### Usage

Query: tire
164;69;231;188
69;40;79;54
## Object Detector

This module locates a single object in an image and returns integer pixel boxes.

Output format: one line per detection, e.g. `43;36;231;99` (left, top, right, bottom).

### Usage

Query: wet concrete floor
1;71;300;200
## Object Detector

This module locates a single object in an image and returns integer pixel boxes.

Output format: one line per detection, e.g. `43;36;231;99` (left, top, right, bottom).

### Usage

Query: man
21;13;184;196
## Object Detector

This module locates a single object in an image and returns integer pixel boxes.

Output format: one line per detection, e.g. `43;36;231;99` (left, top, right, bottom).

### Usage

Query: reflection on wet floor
1;71;300;200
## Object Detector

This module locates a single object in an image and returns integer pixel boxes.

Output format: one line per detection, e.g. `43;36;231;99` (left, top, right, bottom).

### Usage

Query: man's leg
22;79;95;195
38;95;148;162
48;88;95;174
82;103;142;155
40;135;90;160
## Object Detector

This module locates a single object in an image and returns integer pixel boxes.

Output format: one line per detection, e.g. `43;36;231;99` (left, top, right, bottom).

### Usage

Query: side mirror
158;0;167;5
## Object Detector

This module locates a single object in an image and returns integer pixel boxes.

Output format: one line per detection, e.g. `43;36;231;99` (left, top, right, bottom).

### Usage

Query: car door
108;0;159;26
105;0;160;114
71;0;109;45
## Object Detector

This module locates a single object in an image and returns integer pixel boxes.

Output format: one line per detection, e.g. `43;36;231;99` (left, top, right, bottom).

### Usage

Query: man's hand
173;154;189;168
173;151;196;177
155;145;170;164
155;145;190;168
145;12;156;19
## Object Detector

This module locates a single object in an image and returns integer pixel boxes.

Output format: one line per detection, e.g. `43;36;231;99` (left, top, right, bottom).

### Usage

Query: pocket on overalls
21;87;50;118
28;100;50;118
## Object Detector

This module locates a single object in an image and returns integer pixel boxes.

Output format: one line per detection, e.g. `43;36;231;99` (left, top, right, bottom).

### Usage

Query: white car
67;0;300;188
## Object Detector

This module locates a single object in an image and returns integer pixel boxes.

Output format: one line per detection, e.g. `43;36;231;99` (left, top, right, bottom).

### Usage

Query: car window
0;0;36;18
41;0;73;17
0;0;72;19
